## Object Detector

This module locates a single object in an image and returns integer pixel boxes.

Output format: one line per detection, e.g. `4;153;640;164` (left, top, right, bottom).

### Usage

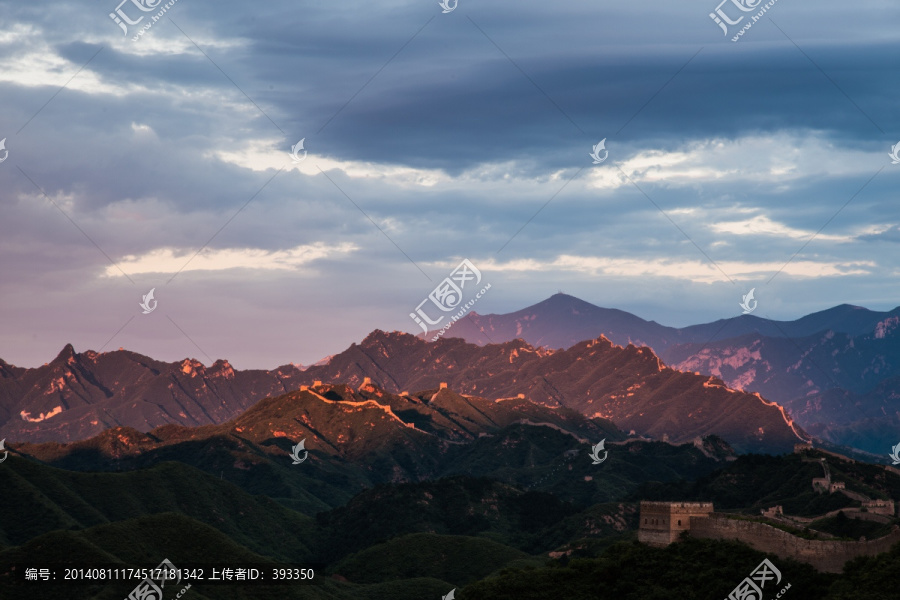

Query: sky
0;0;898;369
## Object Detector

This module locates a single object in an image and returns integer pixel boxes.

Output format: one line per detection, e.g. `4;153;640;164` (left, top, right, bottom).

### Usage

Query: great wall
637;501;900;573
637;445;900;573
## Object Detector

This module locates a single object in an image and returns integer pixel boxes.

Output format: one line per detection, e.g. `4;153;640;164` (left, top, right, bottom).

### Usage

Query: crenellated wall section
688;514;900;573
638;501;900;573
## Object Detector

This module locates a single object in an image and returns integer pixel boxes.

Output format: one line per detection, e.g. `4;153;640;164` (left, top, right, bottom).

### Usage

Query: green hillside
460;536;900;600
3;448;900;600
460;537;834;600
0;456;317;560
809;511;896;540
0;513;337;600
333;533;533;585
628;452;900;516
443;428;727;506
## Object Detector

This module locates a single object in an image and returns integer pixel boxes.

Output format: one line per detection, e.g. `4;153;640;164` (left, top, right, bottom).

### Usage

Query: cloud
1;0;898;369
212;138;453;187
0;44;132;96
480;255;876;284
709;214;851;242
858;224;900;243
105;242;358;277
586;132;884;192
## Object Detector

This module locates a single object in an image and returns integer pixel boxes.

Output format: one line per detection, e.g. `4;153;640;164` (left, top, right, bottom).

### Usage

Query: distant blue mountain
443;292;900;351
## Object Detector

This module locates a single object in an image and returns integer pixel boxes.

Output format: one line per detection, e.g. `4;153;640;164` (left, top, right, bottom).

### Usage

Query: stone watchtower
638;501;715;547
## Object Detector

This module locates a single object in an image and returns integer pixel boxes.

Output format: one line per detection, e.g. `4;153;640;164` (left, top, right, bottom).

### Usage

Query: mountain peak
541;292;599;311
362;329;415;343
53;343;77;363
441;294;672;351
360;329;424;354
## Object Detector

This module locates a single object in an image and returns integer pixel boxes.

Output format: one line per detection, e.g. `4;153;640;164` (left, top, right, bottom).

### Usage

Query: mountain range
3;292;896;455
6;381;733;514
443;293;900;351
2;320;899;599
442;294;900;454
0;331;806;454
